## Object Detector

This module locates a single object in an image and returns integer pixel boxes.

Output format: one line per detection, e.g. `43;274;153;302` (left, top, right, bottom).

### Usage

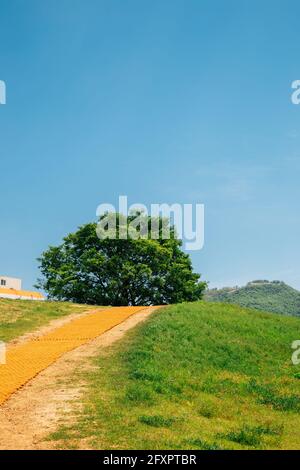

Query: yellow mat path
0;306;147;405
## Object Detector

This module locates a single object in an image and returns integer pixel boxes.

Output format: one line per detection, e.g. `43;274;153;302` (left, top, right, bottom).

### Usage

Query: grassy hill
205;281;300;317
50;301;300;450
0;298;95;342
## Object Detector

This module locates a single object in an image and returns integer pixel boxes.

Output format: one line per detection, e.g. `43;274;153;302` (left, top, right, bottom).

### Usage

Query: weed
139;415;175;428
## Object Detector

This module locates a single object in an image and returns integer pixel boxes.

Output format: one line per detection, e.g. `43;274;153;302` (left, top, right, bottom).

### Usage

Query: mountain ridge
205;280;300;317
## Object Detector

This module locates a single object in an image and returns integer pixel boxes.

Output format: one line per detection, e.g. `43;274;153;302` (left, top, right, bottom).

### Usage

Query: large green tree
36;213;206;305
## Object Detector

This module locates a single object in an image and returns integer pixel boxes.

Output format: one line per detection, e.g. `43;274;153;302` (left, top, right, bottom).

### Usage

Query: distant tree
36;213;206;306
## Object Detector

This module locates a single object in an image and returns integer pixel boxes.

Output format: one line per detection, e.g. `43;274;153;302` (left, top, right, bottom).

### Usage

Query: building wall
0;276;22;290
0;276;45;301
0;291;45;301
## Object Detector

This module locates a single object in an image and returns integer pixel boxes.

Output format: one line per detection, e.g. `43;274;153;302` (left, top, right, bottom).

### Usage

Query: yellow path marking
0;306;148;405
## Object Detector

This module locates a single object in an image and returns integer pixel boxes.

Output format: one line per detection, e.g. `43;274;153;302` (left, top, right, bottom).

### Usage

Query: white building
0;276;22;290
0;276;45;301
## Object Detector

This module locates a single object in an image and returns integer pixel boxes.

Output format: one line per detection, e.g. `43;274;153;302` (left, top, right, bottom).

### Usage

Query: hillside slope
205;281;300;317
0;298;96;342
49;301;300;450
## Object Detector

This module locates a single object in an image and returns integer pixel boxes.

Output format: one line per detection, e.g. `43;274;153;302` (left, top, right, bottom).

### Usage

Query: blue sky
0;0;300;290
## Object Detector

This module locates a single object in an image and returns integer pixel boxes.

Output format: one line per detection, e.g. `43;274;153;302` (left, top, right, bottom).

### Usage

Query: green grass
48;301;300;450
0;298;95;342
219;423;283;447
138;415;176;428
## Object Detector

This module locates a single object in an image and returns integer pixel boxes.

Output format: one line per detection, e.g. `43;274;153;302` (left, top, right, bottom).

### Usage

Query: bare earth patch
0;307;158;450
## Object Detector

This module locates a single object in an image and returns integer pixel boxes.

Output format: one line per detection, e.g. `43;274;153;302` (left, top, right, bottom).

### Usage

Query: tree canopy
36;213;206;306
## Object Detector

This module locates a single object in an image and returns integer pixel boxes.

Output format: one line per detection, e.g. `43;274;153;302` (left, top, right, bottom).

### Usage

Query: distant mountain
205;280;300;317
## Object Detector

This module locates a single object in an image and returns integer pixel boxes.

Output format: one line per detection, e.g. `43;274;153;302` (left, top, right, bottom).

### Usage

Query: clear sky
0;0;300;291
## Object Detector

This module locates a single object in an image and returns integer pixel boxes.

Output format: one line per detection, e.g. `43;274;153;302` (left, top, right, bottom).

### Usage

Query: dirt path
0;306;159;450
0;306;146;405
